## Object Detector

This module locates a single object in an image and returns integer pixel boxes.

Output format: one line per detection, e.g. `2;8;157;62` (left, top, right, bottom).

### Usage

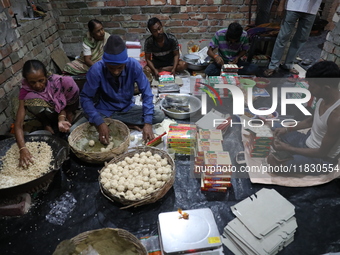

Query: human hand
142;123;154;143
19;148;34;169
170;68;176;76
58;120;72;133
272;138;290;151
273;127;287;138
97;123;110;145
214;56;224;66
154;70;160;80
229;57;239;64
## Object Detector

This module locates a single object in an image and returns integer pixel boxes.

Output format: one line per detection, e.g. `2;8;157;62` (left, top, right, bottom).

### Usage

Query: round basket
52;228;147;255
68;118;130;164
99;146;175;209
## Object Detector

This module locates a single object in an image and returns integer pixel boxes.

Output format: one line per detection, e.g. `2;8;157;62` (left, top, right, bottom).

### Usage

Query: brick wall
321;4;340;66
51;0;259;57
0;0;62;135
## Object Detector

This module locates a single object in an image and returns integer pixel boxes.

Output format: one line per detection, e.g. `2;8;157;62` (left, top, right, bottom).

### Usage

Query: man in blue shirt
80;35;165;143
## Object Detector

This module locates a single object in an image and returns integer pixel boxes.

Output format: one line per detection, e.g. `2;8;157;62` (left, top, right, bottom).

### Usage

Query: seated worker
63;19;110;75
267;61;340;170
205;22;258;76
143;17;188;79
15;60;79;168
79;35;165;144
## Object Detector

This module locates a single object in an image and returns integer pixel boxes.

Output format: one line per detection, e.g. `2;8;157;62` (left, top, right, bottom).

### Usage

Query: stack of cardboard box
167;124;196;155
195;129;232;192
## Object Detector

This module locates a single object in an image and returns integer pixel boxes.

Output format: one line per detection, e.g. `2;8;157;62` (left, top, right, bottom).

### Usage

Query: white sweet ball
142;182;150;189
106;173;113;179
154;154;161;160
126;190;133;196
135;193;142;200
88;140;95;147
140;152;146;157
161;159;168;166
127;183;135;190
155;181;164;189
150;177;157;184
148;164;155;170
118;177;126;184
155;174;162;181
127;194;136;200
103;182;111;189
134;179;144;187
155;162;162;168
161;174;170;181
142;176;149;182
110;180;118;189
109;189;117;195
140;189;147;196
100;177;109;185
146;151;152;157
157;168;164;174
139;158;146;165
117;185;125;192
146;187;154;194
132;187;141;194
142;168;149;176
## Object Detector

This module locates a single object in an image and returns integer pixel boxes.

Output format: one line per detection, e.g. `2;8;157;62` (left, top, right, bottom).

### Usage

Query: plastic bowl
257;107;279;120
239;78;256;89
254;77;270;88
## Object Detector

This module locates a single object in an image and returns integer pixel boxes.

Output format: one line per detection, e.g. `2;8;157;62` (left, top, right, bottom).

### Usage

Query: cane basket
68;118;130;164
52;228;147;255
99;146;175;209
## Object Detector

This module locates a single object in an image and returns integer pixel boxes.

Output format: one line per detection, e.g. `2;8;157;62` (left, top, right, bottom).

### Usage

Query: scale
158;208;224;255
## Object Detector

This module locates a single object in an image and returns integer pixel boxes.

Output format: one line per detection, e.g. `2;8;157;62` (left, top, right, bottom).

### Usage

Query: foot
263;68;275;77
289;68;299;75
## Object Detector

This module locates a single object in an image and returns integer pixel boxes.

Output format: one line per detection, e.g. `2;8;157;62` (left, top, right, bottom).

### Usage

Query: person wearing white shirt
264;0;322;77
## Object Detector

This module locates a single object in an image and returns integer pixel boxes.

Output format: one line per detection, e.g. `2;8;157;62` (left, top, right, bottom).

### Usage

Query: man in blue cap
80;34;165;143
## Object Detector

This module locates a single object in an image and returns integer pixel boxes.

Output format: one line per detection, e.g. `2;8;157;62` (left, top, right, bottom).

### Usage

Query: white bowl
160;94;202;119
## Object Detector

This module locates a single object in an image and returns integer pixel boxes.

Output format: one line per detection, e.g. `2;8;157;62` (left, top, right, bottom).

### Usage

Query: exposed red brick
189;14;206;20
164;20;182;27
88;2;105;7
183;20;199;27
187;0;205;5
0;45;12;60
228;13;246;19
148;0;166;5
190;27;208;33
106;0;126;6
207;14;227;20
127;28;148;33
200;6;218;12
0;69;11;84
127;0;147;6
151;14;170;21
168;27;189;33
167;0;186;4
131;15;149;21
220;6;239;12
171;13;189;20
10;59;24;75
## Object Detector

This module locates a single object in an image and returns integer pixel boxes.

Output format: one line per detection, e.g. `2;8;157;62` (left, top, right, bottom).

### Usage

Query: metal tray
0;135;69;197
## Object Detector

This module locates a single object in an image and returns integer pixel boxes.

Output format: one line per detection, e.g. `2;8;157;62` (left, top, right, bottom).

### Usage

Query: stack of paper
222;188;297;255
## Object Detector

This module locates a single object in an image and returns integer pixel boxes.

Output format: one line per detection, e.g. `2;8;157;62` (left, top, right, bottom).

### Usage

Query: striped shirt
209;28;250;62
144;33;179;68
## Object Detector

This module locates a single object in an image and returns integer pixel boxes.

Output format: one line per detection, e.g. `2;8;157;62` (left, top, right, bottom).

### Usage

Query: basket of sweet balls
98;146;175;209
68;118;130;164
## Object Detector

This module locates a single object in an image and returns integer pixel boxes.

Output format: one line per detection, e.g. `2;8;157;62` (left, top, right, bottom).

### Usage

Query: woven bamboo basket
68;118;130;164
52;228;147;255
99;146;175;209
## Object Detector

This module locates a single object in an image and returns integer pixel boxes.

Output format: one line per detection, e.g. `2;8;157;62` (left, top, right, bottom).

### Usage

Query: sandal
263;68;275;77
289;68;299;75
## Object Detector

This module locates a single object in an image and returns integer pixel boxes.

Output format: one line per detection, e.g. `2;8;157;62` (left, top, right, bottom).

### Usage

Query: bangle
214;54;219;59
19;146;27;152
58;114;66;120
